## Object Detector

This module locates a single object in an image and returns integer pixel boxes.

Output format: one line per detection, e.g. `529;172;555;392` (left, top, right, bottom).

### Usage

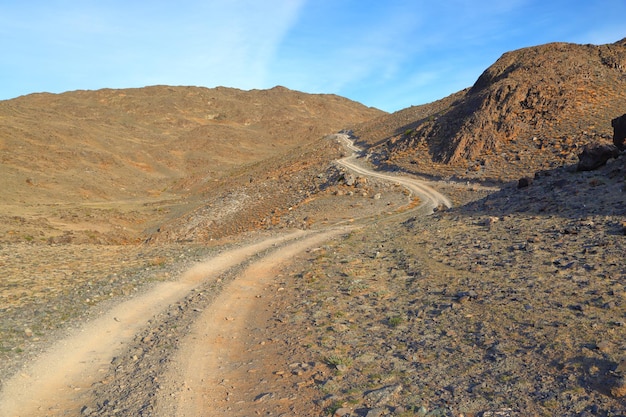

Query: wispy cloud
0;1;307;94
0;0;624;110
268;2;426;94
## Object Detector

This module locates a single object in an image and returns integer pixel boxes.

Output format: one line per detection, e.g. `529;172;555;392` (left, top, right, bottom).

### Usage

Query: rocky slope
355;38;626;182
268;151;626;416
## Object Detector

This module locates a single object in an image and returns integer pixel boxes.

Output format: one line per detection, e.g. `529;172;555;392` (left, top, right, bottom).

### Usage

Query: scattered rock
479;216;500;227
254;392;273;402
517;177;533;188
333;407;353;416
455;290;478;303
596;340;612;353
610;377;626;398
363;384;402;406
364;407;385;417
482;409;515;417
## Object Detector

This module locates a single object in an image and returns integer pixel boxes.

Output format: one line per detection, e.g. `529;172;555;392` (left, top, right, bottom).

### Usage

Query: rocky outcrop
517;177;533;188
429;39;626;164
612;113;626;150
357;38;626;180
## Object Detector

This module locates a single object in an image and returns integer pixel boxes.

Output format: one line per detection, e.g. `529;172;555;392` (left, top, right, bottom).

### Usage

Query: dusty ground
254;156;626;416
3;45;625;417
0;140;625;417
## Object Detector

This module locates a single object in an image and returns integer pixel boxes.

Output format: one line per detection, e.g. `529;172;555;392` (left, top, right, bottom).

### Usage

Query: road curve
0;230;313;417
333;134;452;213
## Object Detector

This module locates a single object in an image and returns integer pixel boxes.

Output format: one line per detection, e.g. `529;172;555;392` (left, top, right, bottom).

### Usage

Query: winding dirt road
153;227;353;417
0;136;450;417
335;134;452;213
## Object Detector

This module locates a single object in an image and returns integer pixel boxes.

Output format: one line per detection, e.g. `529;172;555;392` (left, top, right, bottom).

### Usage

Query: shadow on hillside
566;354;623;400
375;158;507;187
352;113;440;151
353;92;470;159
446;155;626;221
351;151;508;190
346;133;625;222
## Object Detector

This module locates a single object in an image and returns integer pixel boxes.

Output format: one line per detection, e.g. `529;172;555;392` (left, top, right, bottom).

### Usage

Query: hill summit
356;37;626;181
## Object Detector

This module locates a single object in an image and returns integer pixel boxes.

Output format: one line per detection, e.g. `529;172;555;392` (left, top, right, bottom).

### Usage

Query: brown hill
0;85;383;243
355;38;626;181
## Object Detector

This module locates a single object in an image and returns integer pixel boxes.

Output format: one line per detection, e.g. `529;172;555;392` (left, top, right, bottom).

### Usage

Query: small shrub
324;355;352;368
388;315;404;328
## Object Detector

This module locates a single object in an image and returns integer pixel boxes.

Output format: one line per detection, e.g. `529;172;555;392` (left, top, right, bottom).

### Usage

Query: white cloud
0;0;308;96
173;1;306;87
92;0;309;90
267;2;427;96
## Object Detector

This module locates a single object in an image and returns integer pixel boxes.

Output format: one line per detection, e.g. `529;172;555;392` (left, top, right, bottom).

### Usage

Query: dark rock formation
576;144;620;171
612;113;626;150
354;38;626;181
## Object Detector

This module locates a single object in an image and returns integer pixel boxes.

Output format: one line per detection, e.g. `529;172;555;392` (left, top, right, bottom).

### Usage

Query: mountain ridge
355;37;626;181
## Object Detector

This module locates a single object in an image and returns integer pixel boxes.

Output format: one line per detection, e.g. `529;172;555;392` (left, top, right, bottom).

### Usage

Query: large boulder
612;113;626;150
576;144;620;171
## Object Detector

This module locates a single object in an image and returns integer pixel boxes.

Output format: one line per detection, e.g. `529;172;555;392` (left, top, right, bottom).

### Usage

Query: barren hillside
1;37;626;417
355;38;626;181
0;85;383;243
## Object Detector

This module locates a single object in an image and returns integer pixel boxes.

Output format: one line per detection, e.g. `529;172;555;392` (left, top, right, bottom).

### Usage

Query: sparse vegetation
387;315;404;328
2;38;626;416
323;354;352;368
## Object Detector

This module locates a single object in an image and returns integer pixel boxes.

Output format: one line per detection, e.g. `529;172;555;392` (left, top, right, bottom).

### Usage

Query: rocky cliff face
359;38;626;181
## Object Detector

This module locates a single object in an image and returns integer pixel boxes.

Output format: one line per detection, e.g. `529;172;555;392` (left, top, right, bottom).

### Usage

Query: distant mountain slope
0;85;383;204
0;86;383;243
356;38;626;181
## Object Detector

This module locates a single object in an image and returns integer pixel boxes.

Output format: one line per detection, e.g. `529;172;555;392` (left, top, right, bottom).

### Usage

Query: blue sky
0;1;624;112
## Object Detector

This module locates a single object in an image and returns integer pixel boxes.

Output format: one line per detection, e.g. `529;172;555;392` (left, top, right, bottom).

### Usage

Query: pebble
254;392;273;402
611;377;626;398
596;340;612;353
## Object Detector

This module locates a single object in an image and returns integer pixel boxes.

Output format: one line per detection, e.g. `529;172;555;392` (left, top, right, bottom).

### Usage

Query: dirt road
0;137;449;416
334;134;452;213
0;230;317;416
153;227;352;416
